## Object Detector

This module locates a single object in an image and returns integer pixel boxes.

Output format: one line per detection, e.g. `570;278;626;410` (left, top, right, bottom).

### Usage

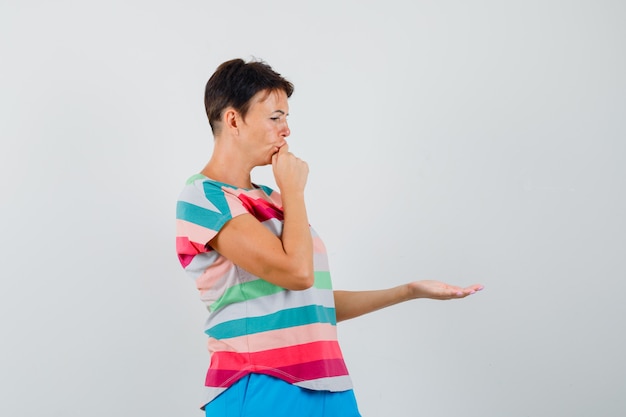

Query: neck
201;139;254;189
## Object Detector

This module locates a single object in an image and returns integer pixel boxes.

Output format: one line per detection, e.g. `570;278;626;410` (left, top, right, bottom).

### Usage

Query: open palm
407;280;484;300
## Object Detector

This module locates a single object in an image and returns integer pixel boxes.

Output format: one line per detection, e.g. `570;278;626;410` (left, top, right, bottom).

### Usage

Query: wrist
279;184;305;197
281;190;306;210
401;283;414;302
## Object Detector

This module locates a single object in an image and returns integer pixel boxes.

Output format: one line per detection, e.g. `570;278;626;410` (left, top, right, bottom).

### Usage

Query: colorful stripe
211;341;344;370
176;200;228;233
206;358;350;387
206;305;337;339
210;271;333;312
210;323;338;353
175;175;352;407
203;286;335;329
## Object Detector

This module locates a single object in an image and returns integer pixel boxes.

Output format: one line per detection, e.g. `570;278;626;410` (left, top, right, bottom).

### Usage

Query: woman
176;58;483;416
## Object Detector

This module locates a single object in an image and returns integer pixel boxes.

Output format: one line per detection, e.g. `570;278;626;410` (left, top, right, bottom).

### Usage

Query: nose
281;121;290;138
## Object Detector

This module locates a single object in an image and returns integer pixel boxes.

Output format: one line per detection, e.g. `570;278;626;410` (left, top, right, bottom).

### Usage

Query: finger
465;284;485;294
455;284;484;297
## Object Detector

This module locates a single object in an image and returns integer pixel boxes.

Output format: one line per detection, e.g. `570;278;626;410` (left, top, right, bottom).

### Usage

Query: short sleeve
175;178;249;262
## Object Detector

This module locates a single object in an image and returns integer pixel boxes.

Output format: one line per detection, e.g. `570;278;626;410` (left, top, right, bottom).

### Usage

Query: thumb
273;143;289;166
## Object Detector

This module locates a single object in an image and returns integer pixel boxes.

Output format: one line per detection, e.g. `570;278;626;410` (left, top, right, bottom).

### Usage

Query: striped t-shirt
175;174;352;407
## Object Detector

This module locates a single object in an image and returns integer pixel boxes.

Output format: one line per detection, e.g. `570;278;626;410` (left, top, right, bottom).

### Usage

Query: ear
222;108;239;135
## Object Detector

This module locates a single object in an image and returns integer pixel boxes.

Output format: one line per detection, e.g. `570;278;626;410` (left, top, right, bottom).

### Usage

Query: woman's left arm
333;281;484;323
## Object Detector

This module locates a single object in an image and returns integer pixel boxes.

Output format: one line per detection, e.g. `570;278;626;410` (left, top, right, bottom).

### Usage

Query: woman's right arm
208;145;314;291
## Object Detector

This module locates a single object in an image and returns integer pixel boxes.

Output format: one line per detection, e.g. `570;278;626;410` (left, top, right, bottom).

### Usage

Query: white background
1;1;625;416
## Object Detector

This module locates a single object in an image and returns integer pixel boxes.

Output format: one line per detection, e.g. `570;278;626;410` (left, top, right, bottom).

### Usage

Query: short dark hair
204;58;294;134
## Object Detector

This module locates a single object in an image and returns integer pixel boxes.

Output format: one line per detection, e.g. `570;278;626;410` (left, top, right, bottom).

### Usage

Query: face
237;89;291;166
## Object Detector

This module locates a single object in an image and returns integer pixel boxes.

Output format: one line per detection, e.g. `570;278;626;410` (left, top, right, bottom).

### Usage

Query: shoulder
177;175;226;213
177;175;272;224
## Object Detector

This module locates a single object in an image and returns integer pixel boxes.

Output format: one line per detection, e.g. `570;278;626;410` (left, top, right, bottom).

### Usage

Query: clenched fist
271;144;309;196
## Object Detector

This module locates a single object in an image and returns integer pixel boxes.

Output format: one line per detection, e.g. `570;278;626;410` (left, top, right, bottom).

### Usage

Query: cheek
267;127;280;139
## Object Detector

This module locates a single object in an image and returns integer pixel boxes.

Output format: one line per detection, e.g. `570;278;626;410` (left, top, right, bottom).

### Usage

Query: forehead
249;89;289;113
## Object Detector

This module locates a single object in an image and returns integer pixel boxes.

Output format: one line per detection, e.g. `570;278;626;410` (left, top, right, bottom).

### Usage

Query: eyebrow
271;110;289;116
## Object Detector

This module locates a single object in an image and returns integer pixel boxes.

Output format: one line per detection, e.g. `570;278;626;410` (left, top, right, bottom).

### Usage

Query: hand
271;143;309;195
407;280;484;300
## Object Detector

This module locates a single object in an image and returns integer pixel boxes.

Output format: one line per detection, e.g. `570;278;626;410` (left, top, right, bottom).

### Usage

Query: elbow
290;279;314;291
286;268;315;291
265;256;314;291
